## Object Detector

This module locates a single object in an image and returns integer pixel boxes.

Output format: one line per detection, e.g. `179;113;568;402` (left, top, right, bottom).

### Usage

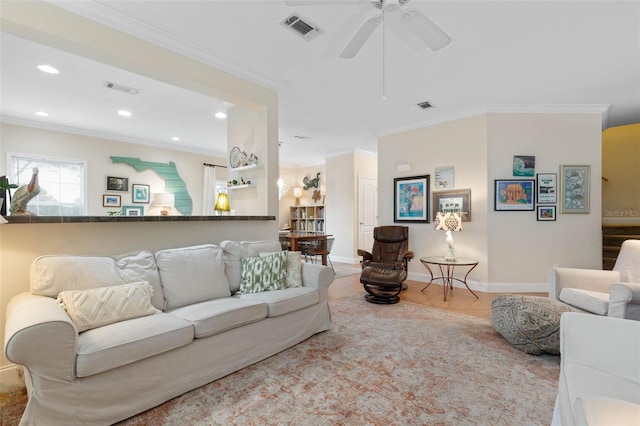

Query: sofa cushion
57;281;160;332
240;251;288;294
30;250;164;310
559;288;609;315
235;286;319;317
260;251;303;288
155;244;230;310
76;313;193;377
167;298;267;338
220;240;283;293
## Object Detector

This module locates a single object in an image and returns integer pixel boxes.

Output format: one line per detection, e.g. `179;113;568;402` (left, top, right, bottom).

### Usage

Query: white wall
378;110;605;292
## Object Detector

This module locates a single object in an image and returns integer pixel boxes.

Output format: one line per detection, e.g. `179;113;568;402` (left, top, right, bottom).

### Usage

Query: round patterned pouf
491;294;574;355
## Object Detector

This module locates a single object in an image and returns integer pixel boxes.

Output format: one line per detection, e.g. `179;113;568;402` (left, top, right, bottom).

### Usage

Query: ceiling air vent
417;101;433;110
104;81;140;95
280;13;322;41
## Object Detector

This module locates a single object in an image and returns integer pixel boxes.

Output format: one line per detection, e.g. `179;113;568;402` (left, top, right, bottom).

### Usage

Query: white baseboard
406;271;548;294
330;256;360;265
0;364;23;392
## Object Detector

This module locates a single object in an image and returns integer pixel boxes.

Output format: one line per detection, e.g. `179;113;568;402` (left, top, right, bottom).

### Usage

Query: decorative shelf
227;184;256;190
230;163;262;172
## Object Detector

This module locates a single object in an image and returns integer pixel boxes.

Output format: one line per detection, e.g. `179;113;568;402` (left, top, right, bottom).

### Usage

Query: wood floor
328;265;546;320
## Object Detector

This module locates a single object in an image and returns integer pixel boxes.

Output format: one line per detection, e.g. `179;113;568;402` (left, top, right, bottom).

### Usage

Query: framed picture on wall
432;189;471;222
560;165;590;213
536;173;557;204
103;194;121;207
537;205;556;221
394;175;430;223
123;205;144;216
132;184;150;203
106;176;129;192
494;179;535;211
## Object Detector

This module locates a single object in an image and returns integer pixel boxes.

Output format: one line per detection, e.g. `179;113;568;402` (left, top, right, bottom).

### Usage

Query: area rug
0;295;560;425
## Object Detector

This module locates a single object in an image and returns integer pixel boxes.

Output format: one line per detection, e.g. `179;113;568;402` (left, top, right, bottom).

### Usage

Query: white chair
551;312;640;426
549;239;640;320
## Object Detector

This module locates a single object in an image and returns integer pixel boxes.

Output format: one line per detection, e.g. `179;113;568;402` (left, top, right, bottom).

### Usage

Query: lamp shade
434;212;463;232
293;187;303;198
214;192;230;212
154;192;175;207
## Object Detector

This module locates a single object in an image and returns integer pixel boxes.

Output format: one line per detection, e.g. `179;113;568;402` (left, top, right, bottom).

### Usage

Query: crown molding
1;115;227;158
379;104;612;138
46;0;289;92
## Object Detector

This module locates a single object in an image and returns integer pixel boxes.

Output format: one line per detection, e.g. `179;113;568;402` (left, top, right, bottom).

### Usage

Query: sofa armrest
609;282;640;319
555;313;640;426
301;262;335;301
574;396;640;426
4;292;78;382
549;267;620;300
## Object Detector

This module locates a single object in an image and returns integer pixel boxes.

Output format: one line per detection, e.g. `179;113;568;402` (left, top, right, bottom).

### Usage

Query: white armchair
549;239;640;320
551;312;640;426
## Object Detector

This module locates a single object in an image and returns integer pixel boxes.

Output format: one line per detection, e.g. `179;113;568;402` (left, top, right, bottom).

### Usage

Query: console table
420;256;479;301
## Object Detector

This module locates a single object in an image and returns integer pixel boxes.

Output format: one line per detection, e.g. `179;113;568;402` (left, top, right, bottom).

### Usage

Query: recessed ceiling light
171;137;180;141
35;111;49;117
214;112;227;119
118;110;132;117
37;64;60;74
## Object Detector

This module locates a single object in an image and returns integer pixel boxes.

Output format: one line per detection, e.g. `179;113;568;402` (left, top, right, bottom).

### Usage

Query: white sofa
4;240;335;425
552;312;640;426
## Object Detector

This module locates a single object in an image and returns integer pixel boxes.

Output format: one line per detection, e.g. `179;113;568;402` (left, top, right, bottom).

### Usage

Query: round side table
420;256;479;301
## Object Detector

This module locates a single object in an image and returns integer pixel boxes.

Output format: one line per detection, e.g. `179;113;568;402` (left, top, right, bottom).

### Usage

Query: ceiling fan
285;0;451;58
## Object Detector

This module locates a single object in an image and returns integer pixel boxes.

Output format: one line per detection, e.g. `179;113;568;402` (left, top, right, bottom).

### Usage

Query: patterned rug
1;295;560;425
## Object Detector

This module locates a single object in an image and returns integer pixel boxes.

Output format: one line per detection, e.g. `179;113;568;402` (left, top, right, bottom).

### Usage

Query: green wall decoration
110;156;193;215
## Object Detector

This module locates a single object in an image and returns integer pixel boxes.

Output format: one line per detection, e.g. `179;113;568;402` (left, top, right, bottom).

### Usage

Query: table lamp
154;192;174;216
214;192;230;215
434;212;463;261
293;187;303;206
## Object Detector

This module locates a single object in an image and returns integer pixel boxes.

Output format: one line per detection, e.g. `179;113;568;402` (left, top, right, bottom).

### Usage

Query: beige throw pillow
57;281;160;332
260;251;303;288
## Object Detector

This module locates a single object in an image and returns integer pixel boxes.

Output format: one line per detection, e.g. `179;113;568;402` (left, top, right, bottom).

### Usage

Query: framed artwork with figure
394;175;430;223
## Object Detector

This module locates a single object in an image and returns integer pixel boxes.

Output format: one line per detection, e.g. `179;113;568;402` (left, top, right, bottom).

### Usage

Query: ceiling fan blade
401;9;451;51
339;15;383;58
384;5;423;50
323;12;366;57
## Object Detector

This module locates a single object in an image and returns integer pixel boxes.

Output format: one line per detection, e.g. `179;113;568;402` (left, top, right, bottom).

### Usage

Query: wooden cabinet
289;205;325;232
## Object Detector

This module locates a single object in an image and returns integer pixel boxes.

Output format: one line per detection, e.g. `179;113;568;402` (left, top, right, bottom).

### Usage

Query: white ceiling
1;1;638;167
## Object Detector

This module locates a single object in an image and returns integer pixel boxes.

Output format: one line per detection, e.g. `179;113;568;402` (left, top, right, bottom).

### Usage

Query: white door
358;177;377;254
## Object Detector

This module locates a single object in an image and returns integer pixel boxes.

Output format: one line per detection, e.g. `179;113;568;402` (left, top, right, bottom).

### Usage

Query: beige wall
1;123;227;215
379;110;605;291
0;1;280;381
379;114;490;283
602;123;640;224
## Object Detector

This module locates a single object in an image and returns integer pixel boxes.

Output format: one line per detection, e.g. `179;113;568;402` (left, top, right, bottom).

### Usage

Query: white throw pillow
155;244;230;309
57;281;160;332
260;251;302;288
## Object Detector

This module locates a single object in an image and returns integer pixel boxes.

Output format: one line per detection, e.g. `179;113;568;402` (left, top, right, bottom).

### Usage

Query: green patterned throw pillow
240;251;288;294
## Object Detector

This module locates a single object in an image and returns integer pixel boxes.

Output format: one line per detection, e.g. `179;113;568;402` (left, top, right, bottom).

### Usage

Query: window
8;153;87;216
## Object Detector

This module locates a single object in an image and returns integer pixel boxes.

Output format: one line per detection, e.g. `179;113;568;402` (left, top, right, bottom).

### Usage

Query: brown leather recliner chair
358;226;414;304
358;226;414;271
